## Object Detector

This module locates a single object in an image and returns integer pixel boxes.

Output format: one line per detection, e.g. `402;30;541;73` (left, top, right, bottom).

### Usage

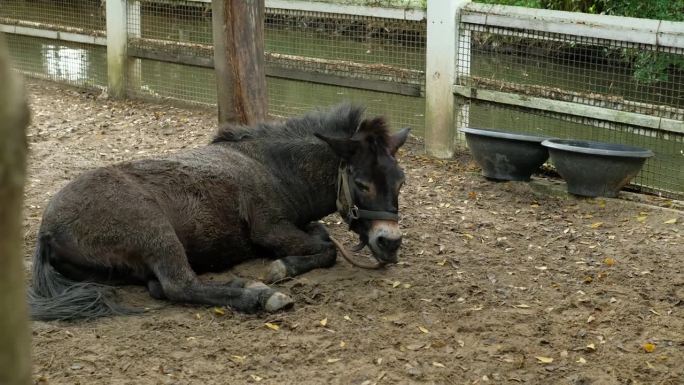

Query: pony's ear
389;127;410;156
315;133;357;159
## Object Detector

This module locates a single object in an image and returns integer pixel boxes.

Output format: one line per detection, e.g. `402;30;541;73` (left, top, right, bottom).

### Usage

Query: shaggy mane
211;103;370;144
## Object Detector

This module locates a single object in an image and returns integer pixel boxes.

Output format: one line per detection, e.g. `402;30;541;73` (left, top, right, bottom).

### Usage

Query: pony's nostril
378;236;401;253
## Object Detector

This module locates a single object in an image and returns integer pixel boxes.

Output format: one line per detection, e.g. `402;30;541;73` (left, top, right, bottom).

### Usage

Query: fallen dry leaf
636;216;648;222
577;357;587;364
603;257;616;266
536;356;554;364
340;341;346;348
213;307;225;316
230;355;246;364
250;374;262;382
664;218;677;224
264;322;280;331
406;343;424;351
513;304;531;309
343;315;351;321
643;343;656;353
586;343;596;351
392;281;401;288
418;326;429;334
327;358;341;363
320;318;328;327
432;362;446;368
590;222;604;229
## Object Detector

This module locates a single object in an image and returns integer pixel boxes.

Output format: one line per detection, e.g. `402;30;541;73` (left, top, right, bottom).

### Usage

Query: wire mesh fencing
0;0;106;32
125;0;215;105
124;0;427;133
0;0;107;88
455;21;684;199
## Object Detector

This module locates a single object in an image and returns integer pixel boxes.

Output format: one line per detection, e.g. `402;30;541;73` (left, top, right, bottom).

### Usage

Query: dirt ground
22;80;683;385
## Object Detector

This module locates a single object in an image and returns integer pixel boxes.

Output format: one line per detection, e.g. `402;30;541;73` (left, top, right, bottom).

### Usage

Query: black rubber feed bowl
460;127;551;181
542;139;654;198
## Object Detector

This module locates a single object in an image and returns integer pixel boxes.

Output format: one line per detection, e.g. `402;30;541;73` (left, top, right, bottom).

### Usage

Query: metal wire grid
128;0;213;44
265;7;426;134
455;23;684;198
458;24;684;120
0;0;106;33
124;1;426;133
126;0;216;105
265;9;425;80
455;99;684;199
265;6;426;131
5;33;107;89
268;77;425;135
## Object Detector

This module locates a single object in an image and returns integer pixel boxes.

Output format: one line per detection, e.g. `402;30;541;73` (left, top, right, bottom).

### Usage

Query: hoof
245;280;269;290
264;292;294;312
266;260;289;283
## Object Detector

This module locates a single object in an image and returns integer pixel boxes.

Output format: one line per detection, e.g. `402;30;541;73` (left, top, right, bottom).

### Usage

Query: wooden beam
266;64;422;96
0;33;32;385
212;0;268;125
0;20;106;46
462;3;684;50
128;44;422;96
453;85;684;135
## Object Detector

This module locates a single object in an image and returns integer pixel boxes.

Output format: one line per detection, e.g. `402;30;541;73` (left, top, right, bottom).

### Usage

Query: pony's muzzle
368;220;402;263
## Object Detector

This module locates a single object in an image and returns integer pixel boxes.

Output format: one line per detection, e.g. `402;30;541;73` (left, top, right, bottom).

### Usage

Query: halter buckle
349;205;360;220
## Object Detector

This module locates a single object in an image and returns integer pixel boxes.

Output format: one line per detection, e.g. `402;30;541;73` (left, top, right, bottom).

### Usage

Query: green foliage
473;0;684;21
598;0;684;21
474;0;542;7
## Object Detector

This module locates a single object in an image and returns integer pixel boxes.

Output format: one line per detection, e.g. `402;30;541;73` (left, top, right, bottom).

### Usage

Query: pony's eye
355;180;371;192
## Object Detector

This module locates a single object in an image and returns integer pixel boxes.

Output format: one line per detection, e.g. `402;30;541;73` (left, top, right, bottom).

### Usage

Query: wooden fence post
212;0;268;125
106;0;128;98
0;33;32;385
425;0;471;158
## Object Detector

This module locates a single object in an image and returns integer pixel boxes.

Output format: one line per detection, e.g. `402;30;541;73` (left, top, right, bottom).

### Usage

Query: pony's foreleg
252;222;337;283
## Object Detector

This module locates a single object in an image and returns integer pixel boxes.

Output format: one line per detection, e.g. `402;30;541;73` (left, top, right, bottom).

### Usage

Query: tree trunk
212;0;268;125
0;34;32;385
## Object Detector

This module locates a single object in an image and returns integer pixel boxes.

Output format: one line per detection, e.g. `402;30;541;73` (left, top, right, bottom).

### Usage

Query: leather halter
336;162;399;223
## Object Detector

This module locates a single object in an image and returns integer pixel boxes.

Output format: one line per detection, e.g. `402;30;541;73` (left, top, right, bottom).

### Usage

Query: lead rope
328;235;381;269
331;162;381;269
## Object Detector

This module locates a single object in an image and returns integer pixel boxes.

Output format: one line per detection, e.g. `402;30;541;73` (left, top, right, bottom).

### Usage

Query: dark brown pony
29;103;409;320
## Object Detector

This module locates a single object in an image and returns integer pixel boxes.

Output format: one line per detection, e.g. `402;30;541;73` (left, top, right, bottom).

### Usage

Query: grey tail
28;235;137;321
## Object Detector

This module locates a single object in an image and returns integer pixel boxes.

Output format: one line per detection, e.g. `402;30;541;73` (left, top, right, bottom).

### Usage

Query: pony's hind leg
146;276;271;301
147;240;293;313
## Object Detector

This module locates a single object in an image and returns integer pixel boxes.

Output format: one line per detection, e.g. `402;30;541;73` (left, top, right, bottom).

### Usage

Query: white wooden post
127;0;141;93
455;27;471;147
425;0;470;158
106;0;127;98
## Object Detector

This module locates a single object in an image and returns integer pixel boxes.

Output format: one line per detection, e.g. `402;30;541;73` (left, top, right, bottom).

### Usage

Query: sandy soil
23;80;683;385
